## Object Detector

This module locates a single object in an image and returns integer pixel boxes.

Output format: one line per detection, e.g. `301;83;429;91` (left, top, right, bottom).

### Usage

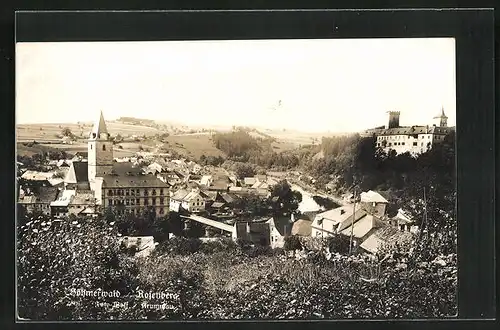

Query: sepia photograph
16;37;457;320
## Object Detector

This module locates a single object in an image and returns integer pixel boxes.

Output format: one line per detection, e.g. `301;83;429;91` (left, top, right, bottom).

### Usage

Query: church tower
88;110;114;182
433;106;448;127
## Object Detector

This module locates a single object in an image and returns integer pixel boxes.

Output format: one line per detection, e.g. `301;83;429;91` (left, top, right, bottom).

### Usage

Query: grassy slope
16;122;162;142
162;134;225;159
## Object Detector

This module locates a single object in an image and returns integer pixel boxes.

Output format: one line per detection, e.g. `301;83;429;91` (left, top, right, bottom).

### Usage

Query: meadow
16;121;330;160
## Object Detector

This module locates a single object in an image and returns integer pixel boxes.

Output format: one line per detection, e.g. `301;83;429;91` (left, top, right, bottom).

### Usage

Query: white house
169;188;205;213
360;190;389;217
267;216;294;249
311;204;366;238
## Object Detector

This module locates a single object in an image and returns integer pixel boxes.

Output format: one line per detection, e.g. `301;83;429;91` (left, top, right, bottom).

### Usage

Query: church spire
433;106;448;127
90;110;109;139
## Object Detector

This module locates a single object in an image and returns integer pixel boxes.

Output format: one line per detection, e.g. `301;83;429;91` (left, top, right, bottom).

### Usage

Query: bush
283;236;302;251
156;237;202;256
198;238;239;254
326;234;351;254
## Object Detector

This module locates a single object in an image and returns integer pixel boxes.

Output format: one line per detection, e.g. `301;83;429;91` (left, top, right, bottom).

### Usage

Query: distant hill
117;117;155;126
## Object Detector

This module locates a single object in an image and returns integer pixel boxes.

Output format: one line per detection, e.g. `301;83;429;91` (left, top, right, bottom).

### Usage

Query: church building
62;111;170;217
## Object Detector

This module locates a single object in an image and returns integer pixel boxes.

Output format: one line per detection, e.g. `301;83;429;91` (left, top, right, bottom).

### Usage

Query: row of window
378;142;430;148
114;207;166;216
379;134;433;141
108;198;165;206
108;188;165;197
89;144;108;150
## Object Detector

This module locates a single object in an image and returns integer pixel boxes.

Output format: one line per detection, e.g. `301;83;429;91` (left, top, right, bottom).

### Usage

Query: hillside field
162;134;225;159
16;122;162;143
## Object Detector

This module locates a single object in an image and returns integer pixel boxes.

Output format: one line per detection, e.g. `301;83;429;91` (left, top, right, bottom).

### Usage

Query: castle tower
88;110;113;182
433;106;448;127
387;111;400;129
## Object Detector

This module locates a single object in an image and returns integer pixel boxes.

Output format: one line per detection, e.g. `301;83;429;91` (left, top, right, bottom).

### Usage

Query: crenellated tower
387;111;400;129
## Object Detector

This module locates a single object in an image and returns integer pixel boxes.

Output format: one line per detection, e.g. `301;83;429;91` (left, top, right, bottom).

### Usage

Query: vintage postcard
16;37;457;320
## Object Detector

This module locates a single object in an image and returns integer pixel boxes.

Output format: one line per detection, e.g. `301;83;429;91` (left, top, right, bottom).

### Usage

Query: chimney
340;209;345;215
387;111;401;129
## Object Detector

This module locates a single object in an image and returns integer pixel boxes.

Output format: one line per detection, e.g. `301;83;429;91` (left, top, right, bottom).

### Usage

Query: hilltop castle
361;108;455;155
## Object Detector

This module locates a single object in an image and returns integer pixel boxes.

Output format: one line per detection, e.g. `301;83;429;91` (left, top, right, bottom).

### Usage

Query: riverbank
267;172;348;210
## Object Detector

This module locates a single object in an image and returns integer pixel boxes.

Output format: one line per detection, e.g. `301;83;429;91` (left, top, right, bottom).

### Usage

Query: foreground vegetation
18;211;457;320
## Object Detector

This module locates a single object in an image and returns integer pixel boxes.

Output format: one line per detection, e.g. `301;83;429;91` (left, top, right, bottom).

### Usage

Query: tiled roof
74;152;88;158
312;205;367;234
389;209;414;224
199;190;218;201
256;174;267;182
340;214;381;239
360;190;389;204
171;189;190;201
21;171;52;181
37;187;59;204
267;216;293;236
79;207;96;214
51;190;76;207
220;192;237;204
188;174;202;180
211;202;225;208
375;125;454;136
102;174;169;188
183;191;202;202
200;175;212;185
209;181;229;190
18;195;37;204
48;178;65;187
315;204;363;225
360;226;415;254
65;161;89;184
252;181;268;189
244;177;257;185
112;162;143;176
69;193;95;205
291;219;312;236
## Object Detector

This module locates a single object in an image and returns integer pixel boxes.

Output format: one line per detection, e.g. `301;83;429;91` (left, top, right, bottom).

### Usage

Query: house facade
267;216;293;249
170;189;206;213
18;187;60;215
232;222;271;246
359;190;389;218
311;205;366;238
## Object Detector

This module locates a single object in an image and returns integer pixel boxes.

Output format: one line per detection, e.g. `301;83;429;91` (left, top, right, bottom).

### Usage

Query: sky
16;38;456;133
